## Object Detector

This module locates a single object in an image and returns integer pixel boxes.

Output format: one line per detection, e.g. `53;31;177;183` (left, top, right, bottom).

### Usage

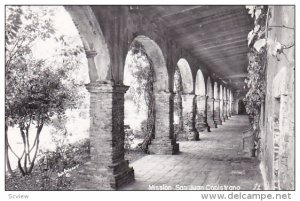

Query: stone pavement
120;115;263;190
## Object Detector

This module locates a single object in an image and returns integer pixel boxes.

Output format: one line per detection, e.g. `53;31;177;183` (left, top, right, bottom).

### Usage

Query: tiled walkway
120;115;263;190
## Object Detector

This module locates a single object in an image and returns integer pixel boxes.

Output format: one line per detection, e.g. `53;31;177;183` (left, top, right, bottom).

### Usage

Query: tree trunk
5;124;14;176
28;123;43;173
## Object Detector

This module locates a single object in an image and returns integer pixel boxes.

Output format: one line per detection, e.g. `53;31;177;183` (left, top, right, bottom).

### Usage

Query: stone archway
176;59;199;140
127;35;179;155
64;6;111;82
195;69;208;132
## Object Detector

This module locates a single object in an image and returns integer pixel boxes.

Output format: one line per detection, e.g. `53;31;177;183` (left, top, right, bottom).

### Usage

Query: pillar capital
154;91;174;97
85;82;129;94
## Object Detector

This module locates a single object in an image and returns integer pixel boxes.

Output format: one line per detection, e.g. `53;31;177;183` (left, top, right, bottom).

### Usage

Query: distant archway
177;58;193;94
207;76;213;98
213;82;219;99
195;69;206;96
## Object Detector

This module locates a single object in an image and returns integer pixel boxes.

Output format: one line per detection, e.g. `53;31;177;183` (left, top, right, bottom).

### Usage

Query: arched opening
124;35;178;155
177;58;193;94
195;70;206;96
195;69;207;132
175;59;198;140
123;39;154;154
238;99;247;114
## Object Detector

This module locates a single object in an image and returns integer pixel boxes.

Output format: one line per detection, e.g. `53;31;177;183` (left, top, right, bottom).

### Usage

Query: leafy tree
125;41;155;153
5;6;84;175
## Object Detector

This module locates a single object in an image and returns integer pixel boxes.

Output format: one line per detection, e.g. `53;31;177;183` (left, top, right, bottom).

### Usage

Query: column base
74;160;134;190
225;115;229;120
148;139;179;155
207;119;217;129
177;130;199;141
214;119;222;125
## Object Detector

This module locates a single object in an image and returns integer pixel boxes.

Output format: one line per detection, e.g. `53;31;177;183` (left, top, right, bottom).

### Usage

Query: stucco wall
260;5;294;190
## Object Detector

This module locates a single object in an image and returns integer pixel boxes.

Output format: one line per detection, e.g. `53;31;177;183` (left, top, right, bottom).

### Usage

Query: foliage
244;6;268;116
125;41;155;152
5;6;85;176
124;125;135;150
5;139;89;190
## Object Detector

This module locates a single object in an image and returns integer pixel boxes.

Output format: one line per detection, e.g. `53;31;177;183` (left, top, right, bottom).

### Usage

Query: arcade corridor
121;115;263;190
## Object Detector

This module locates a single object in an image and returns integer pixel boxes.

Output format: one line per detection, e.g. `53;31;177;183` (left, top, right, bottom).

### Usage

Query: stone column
229;91;233;116
213;98;222;125
221;99;225;122
195;95;208;132
207;97;217;129
225;100;229;119
76;82;134;190
148;92;179;154
177;94;199;140
85;50;100;82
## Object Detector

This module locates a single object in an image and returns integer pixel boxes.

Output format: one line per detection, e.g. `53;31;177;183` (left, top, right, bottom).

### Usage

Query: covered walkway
121;115;263;190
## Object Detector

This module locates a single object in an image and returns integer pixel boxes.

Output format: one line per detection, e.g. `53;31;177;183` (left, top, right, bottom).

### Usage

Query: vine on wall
245;6;295;117
244;6;268;116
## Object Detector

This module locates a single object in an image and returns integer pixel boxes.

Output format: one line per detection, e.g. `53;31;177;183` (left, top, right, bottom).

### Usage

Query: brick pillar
177;94;199;140
207;97;217;129
221;99;226;122
213;99;222;125
75;82;134;190
148;92;179;154
195;95;208;132
220;98;224;122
